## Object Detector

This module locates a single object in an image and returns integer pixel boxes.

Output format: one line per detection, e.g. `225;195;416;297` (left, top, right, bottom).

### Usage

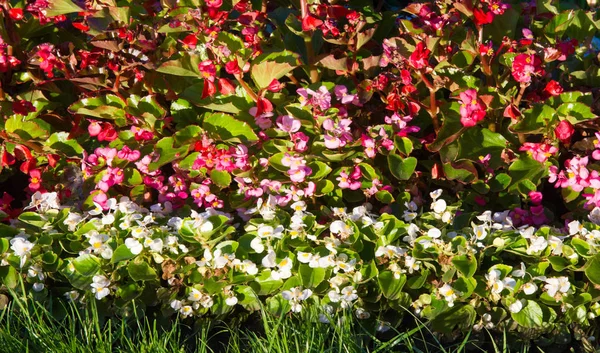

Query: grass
0;293;577;353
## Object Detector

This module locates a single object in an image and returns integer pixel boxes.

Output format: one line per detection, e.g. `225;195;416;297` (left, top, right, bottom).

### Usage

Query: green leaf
375;190;395;204
127;261;157;281
68;95;126;120
508;155;547;193
307;161;332;181
452;255;477;278
388;155;417;180
443;161;478;184
489;173;512;192
585;254;600;285
148;137;189;172
511;300;544;328
298;264;327;288
72;254;101;276
45;0;84;16
0;266;18;289
46;132;84;156
111;244;135;263
203;113;258;143
430;305;476;334
18;212;47;228
210;169;232;188
117;283;144;301
250;271;283;295
156;53;202;77
454;128;507;168
315;179;334;195
556;102;597;124
427;103;465;152
394;136;413;156
511;104;557;133
378;271;406;300
251;51;300;89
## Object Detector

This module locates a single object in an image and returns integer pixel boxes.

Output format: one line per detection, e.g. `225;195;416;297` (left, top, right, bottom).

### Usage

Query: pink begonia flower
548;166;569;189
365;179;382;197
276;115;301;133
336;166;362;190
135;154;161;176
131;126;154;141
92;191;108;210
117;146;140;162
529;191;543;205
288;166;312;183
169;175;187;193
304;182;316;197
97;167;125;192
249;106;273;130
333;85;361;106
286;185;305;202
297;86;331;110
554;120;575;144
511;53;544;83
592;132;600;160
260;179;282;193
459;89;486;127
322;118;353;149
530;205;547;225
292;132;309;152
94;147;117;166
519;143;557;163
361;135;376;158
583;190;600;208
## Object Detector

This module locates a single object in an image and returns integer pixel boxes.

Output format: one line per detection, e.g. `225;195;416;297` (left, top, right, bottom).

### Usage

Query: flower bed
0;0;599;345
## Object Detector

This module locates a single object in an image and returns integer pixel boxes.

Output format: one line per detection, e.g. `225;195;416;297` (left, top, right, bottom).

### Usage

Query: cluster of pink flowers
510;191;548;226
192;135;250;173
459;89;487;128
323;118;353;149
519;143;558;163
550;156;600;208
281;154;312;183
336;166;362;190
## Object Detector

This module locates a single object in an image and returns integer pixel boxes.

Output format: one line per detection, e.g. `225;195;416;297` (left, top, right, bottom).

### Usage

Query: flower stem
515;84;528;144
300;0;319;83
261;0;268;13
234;73;258;102
430;89;439;132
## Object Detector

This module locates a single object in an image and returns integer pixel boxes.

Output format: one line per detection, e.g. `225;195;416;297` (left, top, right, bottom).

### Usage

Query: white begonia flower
430;189;443;200
439;284;458;307
250;237;265;253
271;257;293;280
403;201;418;221
427;228;442;239
405;256;421;274
88;202;104;216
308;254;322;268
188;288;203;302
509;299;524;314
589;207;600;224
503;277;516;291
355;308;370;319
101;213;115;226
486;270;504;294
334;254;356;273
522;282;538;295
472;223;488;240
10;236;34;267
476;211;492;223
147;238;164;253
26;191;60;213
32;282;45;292
431;199;447;214
125;238;143;255
257;224;284;239
65;290;79;302
290;201;306;213
441;211;453;223
64;213;83;231
282;287;312;313
375;245;405;258
213;249;235;269
328;285;358;308
545;277;570;299
527;236;548;254
28;264;45;280
226;296;238;306
261;250;277;268
568;220;586;236
297;251;313;263
511;262;526;278
403;223;420;244
167;217;183;230
519;226;535;239
180;305;194;317
330;220;354;240
548;236;564;255
232;259;258;275
90;275;111;300
318;254;335;268
332;207;347;218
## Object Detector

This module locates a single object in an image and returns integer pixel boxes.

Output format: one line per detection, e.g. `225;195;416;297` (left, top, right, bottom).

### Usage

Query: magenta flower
459;89;486;127
323;118;353;149
361;135;376;158
336;166;362;190
519;143;557;163
297;86;331;110
276;115;301;133
292;132;309;152
334;85;361;106
117;146;140;162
